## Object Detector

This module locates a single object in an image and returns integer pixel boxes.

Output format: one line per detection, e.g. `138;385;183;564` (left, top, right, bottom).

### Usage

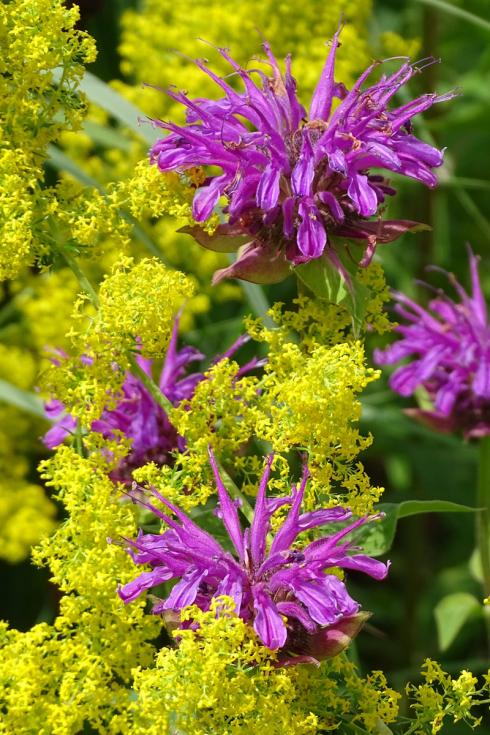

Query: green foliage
354;500;477;557
434;592;483;651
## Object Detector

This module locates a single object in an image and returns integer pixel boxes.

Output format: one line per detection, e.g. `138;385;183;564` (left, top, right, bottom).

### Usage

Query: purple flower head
117;450;389;665
44;319;258;482
151;30;454;284
374;247;490;439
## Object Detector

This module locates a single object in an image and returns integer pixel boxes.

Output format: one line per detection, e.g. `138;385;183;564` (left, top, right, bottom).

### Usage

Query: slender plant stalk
61;250;99;308
477;435;490;597
477;435;490;649
127;352;174;415
414;0;490;32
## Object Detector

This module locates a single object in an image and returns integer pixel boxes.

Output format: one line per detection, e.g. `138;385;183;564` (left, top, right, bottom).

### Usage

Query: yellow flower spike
0;0;96;280
41;258;194;425
94;257;194;358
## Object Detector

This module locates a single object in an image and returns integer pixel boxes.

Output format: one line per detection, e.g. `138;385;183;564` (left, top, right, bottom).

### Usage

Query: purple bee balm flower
117;450;389;665
150;30;455;285
374;247;490;439
44;320;258;482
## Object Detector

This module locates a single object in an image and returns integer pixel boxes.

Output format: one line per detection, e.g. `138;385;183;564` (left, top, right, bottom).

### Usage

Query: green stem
61;250;99;308
74;419;85;458
127;352;174;415
414;0;490;32
477;435;490;598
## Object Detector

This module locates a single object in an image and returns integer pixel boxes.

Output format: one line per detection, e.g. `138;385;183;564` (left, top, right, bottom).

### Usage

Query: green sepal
294;248;370;337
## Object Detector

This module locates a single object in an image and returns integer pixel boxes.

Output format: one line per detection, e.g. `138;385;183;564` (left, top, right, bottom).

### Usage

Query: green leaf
0;379;46;418
434;592;482;651
354;500;476;557
354;507;398;557
79;72;159;145
53;68;158;145
239;280;272;324
82;120;133;152
340;277;370;338
469;548;483;584
295;254;349;304
396;499;477;519
374;722;395;735
47;144;102;190
295;252;372;336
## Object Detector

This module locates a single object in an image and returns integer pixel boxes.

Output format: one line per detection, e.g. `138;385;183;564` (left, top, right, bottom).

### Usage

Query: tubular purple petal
297;199;327;259
252;586;288;650
208;447;245;560
309;25;342;122
249;454;275;568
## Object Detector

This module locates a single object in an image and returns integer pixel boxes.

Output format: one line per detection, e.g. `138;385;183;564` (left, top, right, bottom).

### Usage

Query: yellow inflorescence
92;257;194;358
120;597;402;735
0;0;96;280
116;0;374;122
2;2;486;734
0;481;56;564
0;344;56;563
164;296;383;515
41;257;194;424
0;445;160;734
407;659;485;733
16;268;81;359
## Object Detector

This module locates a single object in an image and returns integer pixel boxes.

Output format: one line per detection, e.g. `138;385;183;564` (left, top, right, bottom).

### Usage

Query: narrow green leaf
82;120;133;152
374;722;395;735
0;379;46;418
354;500;476;557
79;72;159;145
454;187;490;239
414;0;490;32
47;144;102;190
53;68;158;145
443;177;490;192
434;592;482;651
240;281;273;323
397;499;476;519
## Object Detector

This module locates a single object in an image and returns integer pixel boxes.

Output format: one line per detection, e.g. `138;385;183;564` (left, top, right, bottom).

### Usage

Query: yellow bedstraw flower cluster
0;0;96;279
117;597;401;735
0;446;160;734
163;289;385;516
0;481;55;565
16;268;80;359
406;659;488;734
41;257;194;424
116;0;373;121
